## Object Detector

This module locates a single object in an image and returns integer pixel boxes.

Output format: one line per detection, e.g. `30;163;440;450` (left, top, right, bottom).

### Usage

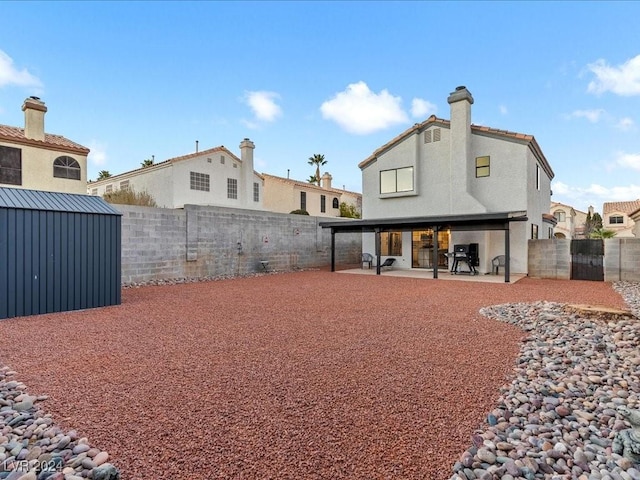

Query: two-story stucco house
262;172;361;217
0;97;90;194
89;138;264;210
551;201;590;239
602;200;639;237
322;86;554;279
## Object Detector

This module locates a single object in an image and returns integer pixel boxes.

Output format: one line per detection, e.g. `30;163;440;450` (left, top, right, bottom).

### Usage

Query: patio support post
505;224;511;283
375;228;381;275
330;229;335;272
433;225;439;279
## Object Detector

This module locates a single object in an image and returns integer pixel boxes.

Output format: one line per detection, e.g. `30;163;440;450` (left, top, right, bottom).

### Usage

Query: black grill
451;243;479;275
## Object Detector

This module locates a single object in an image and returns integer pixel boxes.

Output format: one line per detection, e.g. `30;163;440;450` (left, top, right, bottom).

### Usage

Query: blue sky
1;1;639;213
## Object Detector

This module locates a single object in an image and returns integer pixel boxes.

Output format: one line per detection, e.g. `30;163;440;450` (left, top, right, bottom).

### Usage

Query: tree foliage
589;228;616;239
103;187;157;207
584;211;603;237
289;209;310;215
307;154;327;187
141;159;154;168
339;202;361;218
97;170;111;181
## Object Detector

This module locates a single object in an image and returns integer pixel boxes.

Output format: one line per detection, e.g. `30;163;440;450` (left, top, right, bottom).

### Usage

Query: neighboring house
88;138;264;210
550;201;590;239
602;200;640;237
629;206;640;237
262;172;361;217
355;86;554;275
0;97;90;194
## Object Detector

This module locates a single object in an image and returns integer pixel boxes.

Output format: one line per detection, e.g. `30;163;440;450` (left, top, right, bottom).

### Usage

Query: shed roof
0;187;121;215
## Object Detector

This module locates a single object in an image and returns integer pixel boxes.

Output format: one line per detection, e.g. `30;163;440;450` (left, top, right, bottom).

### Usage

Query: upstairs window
120;180;130;191
190;172;210;191
300;191;307;211
0;145;22;185
53;156;81;180
553;210;566;222
609;215;624;224
320;195;326;213
332;197;339;209
536;165;541;191
531;224;539;239
253;182;260;202
105;184;113;193
475;156;490;178
227;178;238;199
380;167;413;194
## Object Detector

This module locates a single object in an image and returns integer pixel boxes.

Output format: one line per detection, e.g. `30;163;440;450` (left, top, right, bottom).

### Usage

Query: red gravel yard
0;272;627;479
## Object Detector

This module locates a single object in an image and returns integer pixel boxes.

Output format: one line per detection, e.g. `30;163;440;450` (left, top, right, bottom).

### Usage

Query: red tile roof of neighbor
89;146;263;185
261;173;361;196
603;200;640;215
358;115;554;179
0;124;90;155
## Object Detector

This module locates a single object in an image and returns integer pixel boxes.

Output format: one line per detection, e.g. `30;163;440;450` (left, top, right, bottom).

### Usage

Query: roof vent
455;86;466;91
29;96;41;100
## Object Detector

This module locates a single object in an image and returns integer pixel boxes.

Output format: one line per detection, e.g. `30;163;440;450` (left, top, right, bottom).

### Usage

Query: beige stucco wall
262;175;361;217
0;140;88;194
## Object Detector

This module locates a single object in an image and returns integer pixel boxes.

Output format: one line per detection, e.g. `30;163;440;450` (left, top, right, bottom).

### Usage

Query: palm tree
307;174;319;185
307;154;327;187
590;228;616;239
97;170;111;181
141;159;154;168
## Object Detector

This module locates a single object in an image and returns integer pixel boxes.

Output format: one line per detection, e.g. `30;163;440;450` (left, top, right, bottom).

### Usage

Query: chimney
239;138;255;207
321;172;332;189
22;96;47;141
446;86;485;213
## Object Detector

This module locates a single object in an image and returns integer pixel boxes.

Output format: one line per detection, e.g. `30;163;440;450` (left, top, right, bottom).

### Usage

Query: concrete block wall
117;204;361;284
605;238;640;282
529;238;640;281
527;239;570;280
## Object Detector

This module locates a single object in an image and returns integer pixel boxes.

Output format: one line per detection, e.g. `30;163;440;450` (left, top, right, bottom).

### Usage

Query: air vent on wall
424;130;432;143
434;128;441;142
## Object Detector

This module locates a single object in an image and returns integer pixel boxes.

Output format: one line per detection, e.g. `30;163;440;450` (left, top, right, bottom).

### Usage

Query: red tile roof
261;173;361;196
89;146;263;185
603;200;640;215
358;115;553;179
0;124;89;155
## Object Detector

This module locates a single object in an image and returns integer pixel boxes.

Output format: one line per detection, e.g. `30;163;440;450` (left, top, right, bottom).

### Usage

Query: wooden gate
570;239;604;281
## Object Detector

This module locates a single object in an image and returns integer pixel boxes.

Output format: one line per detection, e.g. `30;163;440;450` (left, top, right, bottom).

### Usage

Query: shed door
570;239;604;281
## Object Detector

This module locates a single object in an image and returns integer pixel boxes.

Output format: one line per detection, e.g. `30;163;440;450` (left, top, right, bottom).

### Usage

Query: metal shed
0;187;122;320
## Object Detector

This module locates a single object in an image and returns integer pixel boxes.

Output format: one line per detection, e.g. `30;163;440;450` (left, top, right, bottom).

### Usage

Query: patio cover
319;211;528;282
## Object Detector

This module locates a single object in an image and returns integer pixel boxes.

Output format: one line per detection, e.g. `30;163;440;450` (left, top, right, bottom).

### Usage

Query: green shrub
290;209;309;215
339;202;361;218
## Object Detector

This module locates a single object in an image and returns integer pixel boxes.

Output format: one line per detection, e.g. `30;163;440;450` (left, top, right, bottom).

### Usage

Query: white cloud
616;151;640;171
320;81;408;135
0;50;43;89
568;109;606;123
243;91;282;122
616;117;635;131
552;180;640;210
87;141;108;167
410;98;436;119
499;105;508;115
587;54;640;96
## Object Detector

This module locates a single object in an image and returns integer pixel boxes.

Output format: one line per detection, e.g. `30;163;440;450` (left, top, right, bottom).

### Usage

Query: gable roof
358;115;553;179
261;173;361;196
603;199;640;216
0;124;89;155
89;145;262;186
0;186;121;215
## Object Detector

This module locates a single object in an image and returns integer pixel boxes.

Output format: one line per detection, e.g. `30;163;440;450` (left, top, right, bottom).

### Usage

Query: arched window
53;156;81;180
332;197;339;209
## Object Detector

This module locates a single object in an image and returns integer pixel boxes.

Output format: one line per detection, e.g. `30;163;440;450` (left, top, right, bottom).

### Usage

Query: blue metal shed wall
0;207;121;320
